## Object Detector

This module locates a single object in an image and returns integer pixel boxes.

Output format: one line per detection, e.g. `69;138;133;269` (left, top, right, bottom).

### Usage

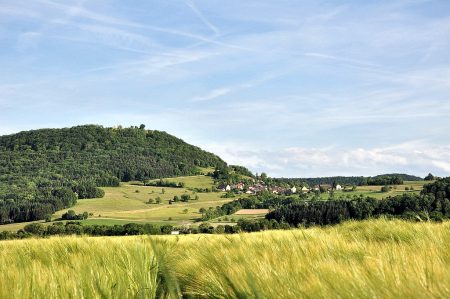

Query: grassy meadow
0;218;448;298
314;180;426;200
0;175;233;231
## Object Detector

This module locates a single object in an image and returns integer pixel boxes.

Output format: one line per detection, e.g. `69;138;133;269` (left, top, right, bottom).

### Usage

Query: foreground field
1;219;448;298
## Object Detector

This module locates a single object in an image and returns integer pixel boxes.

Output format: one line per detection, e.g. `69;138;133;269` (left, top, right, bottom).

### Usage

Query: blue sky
1;0;450;177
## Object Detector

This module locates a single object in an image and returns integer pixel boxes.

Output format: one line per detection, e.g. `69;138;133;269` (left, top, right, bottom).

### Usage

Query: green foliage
229;165;255;178
180;194;190;202
273;173;419;187
381;185;392;192
145;179;185;188
267;179;450;226
0;125;226;225
61;210;89;220
425;173;435;181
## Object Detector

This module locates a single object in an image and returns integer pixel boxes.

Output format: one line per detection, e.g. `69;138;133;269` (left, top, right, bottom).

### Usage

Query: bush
24;223;45;235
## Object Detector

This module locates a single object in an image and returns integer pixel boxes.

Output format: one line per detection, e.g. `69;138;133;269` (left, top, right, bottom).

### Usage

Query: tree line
0;218;293;240
272;173;423;187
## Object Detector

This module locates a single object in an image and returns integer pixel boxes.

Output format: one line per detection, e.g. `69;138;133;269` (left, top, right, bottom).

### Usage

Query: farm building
218;184;231;192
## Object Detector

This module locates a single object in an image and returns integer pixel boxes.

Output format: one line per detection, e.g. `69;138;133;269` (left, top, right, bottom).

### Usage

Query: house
301;186;309;193
291;186;297;194
218;184;231;192
335;184;342;191
171;231;180;235
247;184;266;194
235;182;245;190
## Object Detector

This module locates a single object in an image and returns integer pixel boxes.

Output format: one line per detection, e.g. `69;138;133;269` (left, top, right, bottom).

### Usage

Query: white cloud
192;88;232;102
203;141;450;178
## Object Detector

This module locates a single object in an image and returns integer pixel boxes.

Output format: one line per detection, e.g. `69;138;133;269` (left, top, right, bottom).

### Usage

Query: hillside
0;125;226;224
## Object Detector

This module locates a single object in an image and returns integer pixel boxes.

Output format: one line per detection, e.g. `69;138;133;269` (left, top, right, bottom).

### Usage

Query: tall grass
0;219;449;298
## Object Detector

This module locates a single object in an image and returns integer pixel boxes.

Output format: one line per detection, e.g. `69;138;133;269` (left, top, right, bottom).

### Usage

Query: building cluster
218;181;343;195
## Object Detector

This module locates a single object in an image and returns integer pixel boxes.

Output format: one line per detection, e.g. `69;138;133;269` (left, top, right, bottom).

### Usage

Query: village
218;181;344;195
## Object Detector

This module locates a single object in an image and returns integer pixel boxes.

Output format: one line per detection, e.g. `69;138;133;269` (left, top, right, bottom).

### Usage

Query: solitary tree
425;173;435;181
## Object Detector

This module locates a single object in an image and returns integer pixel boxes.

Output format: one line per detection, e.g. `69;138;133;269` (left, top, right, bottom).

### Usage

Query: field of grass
0;175;233;232
314;180;427;200
53;180;229;223
1;219;448;298
148;173;216;190
207;209;270;226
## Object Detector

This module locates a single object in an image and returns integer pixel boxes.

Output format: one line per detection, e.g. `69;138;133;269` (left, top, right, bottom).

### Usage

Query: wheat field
0;219;449;298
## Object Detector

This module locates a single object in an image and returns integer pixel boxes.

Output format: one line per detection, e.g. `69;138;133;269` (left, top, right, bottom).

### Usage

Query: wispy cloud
183;0;220;36
192;70;290;102
1;0;450;177
37;0;246;50
192;88;232;102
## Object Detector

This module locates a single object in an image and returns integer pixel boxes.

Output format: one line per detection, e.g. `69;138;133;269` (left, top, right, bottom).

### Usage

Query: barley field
1;219;449;298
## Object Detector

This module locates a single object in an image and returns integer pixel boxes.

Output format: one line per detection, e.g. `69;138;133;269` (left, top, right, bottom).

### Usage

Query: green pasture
0;175;232;231
149;174;215;189
312;181;426;200
53;181;229;223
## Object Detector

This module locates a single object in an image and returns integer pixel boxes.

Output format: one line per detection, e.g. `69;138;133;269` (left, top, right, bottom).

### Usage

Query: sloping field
1;219;449;298
234;209;270;215
0;175;231;231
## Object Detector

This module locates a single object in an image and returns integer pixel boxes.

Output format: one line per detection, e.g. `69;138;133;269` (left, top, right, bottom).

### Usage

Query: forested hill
0;125;226;182
0;125;226;224
273;173;424;187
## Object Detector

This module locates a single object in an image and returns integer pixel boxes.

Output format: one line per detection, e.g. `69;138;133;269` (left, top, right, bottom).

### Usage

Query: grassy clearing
0;219;448;298
152;174;215;189
316;181;426;200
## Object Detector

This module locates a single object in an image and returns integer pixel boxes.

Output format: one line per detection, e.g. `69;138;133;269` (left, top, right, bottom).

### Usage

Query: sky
1;0;450;178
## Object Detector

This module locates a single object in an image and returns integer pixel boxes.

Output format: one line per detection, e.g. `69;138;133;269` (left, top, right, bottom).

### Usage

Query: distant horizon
0;123;440;179
1;1;450;178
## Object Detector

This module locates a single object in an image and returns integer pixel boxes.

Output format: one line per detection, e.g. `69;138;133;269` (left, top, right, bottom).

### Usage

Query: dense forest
272;173;423;187
0;125;226;224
